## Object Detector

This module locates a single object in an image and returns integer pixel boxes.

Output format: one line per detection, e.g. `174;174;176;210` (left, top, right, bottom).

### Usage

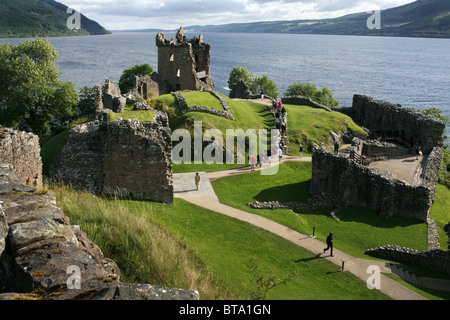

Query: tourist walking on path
323;233;334;257
416;147;422;160
195;173;201;190
299;144;303;158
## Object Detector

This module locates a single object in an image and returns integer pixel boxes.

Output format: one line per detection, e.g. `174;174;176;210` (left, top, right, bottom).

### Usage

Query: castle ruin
131;27;214;100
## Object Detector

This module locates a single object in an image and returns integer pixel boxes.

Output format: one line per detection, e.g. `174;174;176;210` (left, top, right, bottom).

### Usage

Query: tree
228;66;258;94
254;75;279;99
284;81;340;108
119;63;154;94
0;38;77;138
77;86;96;117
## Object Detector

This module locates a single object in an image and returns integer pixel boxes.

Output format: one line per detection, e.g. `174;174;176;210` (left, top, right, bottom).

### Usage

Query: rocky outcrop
50;114;174;204
0;127;42;188
0;165;198;300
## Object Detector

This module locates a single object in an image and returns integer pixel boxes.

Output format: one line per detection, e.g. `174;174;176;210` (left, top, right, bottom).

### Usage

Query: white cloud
60;0;416;30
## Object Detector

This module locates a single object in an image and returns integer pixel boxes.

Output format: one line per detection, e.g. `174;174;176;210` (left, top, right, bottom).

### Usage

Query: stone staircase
389;263;450;292
389;263;419;285
265;99;288;155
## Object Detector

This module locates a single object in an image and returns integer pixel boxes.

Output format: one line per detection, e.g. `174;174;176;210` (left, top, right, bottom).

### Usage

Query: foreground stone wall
341;95;446;154
50;114;173;204
310;148;434;221
0;127;42;188
0;165;198;300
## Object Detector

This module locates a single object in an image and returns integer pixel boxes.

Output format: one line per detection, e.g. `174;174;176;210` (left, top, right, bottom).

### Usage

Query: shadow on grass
253;181;311;203
336;207;424;228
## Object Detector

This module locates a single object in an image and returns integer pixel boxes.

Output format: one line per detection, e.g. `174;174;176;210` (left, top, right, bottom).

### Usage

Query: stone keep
156;27;214;93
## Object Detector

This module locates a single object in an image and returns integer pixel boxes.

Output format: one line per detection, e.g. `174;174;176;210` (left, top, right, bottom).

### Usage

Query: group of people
249;145;284;172
274;98;288;134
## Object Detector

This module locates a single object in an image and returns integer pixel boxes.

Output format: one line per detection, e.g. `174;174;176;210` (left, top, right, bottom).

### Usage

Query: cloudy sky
62;0;417;30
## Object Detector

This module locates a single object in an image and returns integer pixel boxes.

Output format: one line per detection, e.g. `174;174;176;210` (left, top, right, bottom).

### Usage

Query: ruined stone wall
341;95;446;154
50;113;173;204
103;118;173;204
310;148;433;221
0;127;42;188
103;79;126;113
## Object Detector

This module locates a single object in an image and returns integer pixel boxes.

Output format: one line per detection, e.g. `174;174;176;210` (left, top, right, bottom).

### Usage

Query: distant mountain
0;0;110;38
184;0;450;39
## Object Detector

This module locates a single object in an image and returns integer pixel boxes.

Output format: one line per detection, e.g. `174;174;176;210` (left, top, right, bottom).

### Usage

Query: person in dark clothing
323;233;334;257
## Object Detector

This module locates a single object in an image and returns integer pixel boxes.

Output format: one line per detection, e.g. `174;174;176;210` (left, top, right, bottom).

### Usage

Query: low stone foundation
282;96;332;112
174;91;235;120
365;245;450;277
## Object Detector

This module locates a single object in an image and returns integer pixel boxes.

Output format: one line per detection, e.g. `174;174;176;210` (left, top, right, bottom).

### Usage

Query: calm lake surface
1;32;450;120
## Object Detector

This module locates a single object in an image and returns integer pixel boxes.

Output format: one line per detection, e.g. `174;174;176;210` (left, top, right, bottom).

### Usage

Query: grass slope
52;183;389;300
283;104;367;156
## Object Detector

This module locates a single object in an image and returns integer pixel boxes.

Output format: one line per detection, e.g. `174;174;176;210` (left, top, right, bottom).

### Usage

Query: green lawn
212;161;430;258
430;184;450;249
182;91;225;111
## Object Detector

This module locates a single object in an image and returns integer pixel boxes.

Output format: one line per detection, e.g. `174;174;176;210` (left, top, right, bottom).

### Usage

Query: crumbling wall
341;95;446;154
50;114;173;204
229;80;252;99
103;79;126;113
0;127;42;188
310;148;434;221
103;117;173;204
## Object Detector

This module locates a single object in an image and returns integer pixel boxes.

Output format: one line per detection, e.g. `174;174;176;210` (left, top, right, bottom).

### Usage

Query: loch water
1;32;450;120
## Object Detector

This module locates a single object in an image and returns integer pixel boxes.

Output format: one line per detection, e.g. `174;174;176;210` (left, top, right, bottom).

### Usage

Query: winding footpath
173;157;428;300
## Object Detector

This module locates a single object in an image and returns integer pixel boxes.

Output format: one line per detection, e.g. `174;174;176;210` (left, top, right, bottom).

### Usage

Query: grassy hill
41;92;366;174
185;0;450;39
0;0;110;38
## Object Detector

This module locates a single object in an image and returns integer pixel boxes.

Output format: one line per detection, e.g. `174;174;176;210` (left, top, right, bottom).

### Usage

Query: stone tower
156;27;214;92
